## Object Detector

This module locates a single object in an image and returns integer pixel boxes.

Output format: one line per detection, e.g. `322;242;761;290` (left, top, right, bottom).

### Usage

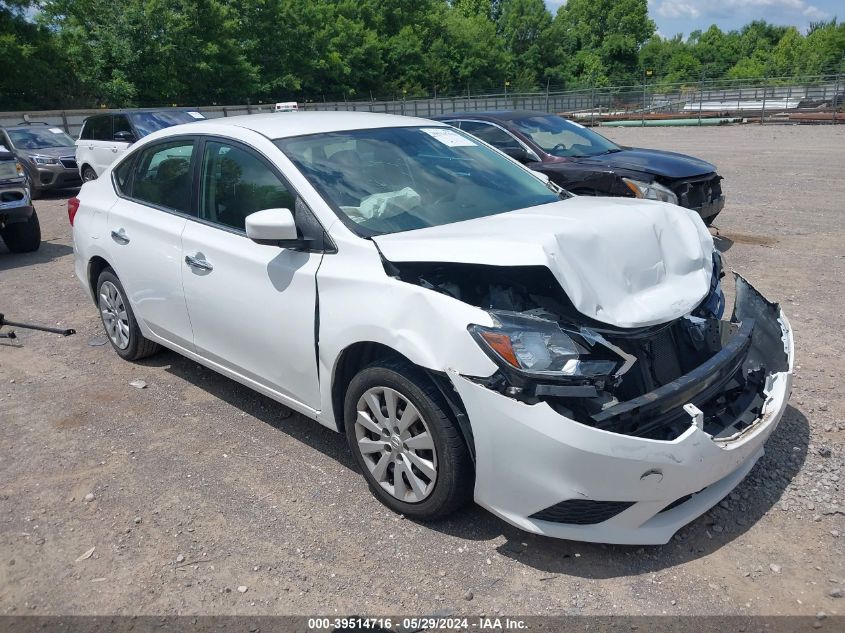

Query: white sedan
69;112;793;544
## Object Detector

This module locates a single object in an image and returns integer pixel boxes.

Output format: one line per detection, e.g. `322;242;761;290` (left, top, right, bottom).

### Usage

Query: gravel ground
0;123;843;617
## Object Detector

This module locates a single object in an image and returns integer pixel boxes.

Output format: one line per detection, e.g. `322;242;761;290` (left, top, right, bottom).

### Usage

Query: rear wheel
96;269;160;361
82;165;97;182
344;358;473;520
0;211;41;253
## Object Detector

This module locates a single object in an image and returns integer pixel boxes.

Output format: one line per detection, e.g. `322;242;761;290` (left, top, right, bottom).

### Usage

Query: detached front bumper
451;277;793;545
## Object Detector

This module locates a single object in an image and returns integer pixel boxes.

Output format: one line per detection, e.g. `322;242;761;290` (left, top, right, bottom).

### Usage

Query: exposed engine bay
388;259;790;442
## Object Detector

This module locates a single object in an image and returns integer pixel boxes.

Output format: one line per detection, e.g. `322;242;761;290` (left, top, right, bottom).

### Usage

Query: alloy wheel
98;280;130;349
354;386;438;503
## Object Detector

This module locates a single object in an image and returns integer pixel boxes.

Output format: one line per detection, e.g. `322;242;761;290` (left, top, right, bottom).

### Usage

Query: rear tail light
67;197;80;225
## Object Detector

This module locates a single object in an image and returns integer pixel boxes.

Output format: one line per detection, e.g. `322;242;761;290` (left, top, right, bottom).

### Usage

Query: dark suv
0;122;81;199
433;111;725;225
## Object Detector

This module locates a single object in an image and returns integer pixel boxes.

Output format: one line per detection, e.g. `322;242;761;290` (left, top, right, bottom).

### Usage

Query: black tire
81;165;97;182
344;357;473;520
0;211;41;253
96;268;160;361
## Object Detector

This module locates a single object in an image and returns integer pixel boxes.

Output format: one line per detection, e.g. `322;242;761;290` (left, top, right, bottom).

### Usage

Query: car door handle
110;229;130;244
185;254;213;272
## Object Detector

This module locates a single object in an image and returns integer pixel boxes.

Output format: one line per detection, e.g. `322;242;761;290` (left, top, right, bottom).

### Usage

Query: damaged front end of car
385;251;793;543
392;254;789;445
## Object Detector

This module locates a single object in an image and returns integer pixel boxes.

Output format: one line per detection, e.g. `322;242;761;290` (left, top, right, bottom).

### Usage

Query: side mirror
114;131;136;143
246;208;309;249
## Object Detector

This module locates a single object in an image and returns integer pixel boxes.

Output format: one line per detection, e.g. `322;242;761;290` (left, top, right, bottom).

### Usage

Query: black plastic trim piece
530;499;635;525
591;318;755;434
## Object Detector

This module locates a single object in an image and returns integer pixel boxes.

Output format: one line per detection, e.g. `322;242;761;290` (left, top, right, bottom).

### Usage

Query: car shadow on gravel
483;405;810;577
136;350;359;471
0;239;73;269
137;349;809;576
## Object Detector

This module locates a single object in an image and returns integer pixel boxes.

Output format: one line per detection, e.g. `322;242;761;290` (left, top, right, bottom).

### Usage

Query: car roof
182;111;448;139
432;110;550;122
81;108;200;120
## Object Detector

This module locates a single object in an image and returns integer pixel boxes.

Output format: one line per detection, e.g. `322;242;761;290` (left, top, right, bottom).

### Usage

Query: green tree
496;0;552;89
547;0;655;87
44;0;257;107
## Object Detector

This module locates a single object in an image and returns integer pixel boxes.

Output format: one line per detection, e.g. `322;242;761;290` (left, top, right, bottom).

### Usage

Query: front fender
315;240;497;427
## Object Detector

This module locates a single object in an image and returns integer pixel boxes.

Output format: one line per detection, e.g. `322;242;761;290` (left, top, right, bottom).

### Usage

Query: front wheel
96;269;160;361
344;358;473;520
81;165;97;182
0;211;41;253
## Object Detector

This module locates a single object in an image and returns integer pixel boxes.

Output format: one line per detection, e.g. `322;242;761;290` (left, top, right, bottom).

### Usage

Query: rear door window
129;140;195;214
458;121;522;152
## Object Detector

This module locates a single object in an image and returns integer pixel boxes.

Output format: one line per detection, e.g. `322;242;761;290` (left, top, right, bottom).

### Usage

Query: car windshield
7;127;75;150
276;126;561;236
128;111;204;137
510;115;621;158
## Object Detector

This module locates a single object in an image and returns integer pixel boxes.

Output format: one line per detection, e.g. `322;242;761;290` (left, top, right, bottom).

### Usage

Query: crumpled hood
373;197;715;329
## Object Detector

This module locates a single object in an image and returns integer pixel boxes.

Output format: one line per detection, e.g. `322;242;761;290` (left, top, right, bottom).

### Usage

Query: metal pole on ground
761;77;767;125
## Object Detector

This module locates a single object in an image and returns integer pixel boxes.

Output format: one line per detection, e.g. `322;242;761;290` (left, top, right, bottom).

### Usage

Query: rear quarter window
112;156;134;194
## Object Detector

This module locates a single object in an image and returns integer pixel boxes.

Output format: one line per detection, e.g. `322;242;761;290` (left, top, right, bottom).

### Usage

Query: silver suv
0;122;81;199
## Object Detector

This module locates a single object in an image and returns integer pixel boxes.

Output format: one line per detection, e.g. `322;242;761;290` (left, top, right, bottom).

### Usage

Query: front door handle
185;254;213;272
110;229;130;244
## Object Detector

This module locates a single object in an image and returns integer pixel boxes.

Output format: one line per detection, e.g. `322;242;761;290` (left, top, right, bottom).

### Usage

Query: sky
545;0;840;38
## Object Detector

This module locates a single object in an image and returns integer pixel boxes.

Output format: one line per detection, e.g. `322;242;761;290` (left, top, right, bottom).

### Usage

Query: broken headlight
468;310;632;380
622;178;678;205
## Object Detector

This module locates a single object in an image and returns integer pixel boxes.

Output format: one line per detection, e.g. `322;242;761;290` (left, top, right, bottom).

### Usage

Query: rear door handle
110;229;130;244
185;254;213;272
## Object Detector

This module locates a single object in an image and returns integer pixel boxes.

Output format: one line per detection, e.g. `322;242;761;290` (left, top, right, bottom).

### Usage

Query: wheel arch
330;341;475;460
87;255;112;303
80;162;96;178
